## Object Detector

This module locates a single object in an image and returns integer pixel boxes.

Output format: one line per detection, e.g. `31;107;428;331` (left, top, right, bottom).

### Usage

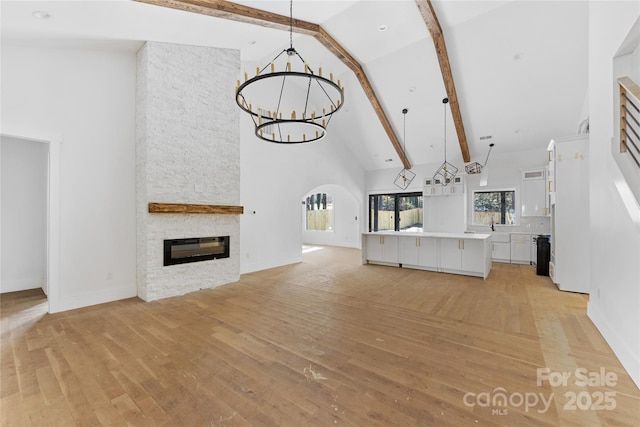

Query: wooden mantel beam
415;0;470;163
133;0;412;169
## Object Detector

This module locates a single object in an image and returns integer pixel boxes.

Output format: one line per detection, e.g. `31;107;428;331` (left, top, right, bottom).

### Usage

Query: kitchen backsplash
467;216;551;235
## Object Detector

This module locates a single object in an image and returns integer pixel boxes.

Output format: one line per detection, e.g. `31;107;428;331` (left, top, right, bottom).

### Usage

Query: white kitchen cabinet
398;236;438;270
440;238;487;276
510;234;532;264
363;232;491;278
424;176;464;197
548;135;589;293
461;239;487;273
364;234;399;265
521;170;547;217
492;242;511;263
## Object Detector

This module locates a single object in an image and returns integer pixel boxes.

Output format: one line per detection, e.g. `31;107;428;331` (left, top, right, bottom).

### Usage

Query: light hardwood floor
1;246;639;426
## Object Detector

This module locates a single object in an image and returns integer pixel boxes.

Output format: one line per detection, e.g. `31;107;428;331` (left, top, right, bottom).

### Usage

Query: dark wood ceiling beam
134;0;412;169
415;0;470;162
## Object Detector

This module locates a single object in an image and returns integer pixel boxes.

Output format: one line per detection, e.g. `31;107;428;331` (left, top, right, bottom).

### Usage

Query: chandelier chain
289;0;293;50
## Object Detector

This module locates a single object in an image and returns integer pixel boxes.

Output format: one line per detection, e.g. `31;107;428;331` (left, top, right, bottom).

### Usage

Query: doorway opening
1;133;60;313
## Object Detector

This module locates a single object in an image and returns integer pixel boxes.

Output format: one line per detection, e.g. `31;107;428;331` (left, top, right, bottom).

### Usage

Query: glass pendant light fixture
433;98;458;186
234;0;345;144
394;108;416;190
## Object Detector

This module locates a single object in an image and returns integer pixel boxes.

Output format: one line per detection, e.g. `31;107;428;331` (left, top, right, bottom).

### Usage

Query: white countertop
363;231;491;240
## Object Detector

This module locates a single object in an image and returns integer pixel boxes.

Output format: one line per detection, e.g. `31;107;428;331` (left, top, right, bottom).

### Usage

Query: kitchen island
362;232;492;279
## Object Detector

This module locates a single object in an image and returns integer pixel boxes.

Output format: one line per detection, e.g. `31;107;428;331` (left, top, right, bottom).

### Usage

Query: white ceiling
1;0;589;171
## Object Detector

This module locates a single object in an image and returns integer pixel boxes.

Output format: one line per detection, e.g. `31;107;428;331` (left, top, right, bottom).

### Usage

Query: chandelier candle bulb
244;71;248;81
303;134;306;141
271;63;275;73
330;72;334;81
288;134;291;142
318;67;322;77
287;62;291;72
316;131;319;138
304;64;308;73
256;66;260;76
291;110;296;119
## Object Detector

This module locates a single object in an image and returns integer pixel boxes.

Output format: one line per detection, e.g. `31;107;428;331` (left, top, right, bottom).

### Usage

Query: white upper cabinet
424;176;464;197
521;169;547;217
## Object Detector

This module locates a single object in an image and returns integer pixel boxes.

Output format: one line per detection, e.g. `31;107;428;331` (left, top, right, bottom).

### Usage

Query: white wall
302;184;360;248
1;136;48;293
240;112;366;274
587;2;640;389
1;45;137;312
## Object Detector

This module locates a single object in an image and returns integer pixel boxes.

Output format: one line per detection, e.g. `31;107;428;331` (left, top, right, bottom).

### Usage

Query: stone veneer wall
136;42;240;301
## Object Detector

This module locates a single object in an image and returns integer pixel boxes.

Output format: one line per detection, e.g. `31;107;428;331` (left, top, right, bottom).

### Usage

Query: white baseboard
588;300;640;390
0;277;44;293
240;256;302;275
49;285;137;313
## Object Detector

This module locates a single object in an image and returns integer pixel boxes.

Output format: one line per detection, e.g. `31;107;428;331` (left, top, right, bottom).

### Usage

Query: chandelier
433;97;458;186
394;108;416;190
234;0;345;144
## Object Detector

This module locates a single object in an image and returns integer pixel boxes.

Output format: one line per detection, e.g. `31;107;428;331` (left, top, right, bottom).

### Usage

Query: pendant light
433;98;458;186
394;108;416;189
465;143;494;174
234;0;344;144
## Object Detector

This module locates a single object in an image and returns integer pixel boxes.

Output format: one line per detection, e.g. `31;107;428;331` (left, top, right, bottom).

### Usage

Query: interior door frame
1;129;61;313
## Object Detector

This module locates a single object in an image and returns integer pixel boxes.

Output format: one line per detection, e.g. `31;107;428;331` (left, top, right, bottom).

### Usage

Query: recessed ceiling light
32;11;51;19
513;52;523;61
378;24;387;32
248;40;256;45
384;158;393;162
409;86;416;93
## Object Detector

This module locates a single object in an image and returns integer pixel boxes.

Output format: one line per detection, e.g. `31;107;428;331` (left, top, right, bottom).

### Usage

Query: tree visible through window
369;192;423;232
473;190;516;225
305;193;334;231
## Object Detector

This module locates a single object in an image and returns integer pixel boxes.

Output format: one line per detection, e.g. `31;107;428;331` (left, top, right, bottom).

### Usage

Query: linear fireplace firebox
163;236;230;266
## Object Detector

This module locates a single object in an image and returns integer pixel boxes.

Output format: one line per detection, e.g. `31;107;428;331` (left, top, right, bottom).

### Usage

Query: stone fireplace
136;41;240;301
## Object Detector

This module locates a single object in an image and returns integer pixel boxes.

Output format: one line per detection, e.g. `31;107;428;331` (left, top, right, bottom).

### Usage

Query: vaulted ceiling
1;1;589;171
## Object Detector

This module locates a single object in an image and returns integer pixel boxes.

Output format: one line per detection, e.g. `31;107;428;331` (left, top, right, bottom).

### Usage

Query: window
305;193;334;231
472;189;516;225
369;192;423;232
